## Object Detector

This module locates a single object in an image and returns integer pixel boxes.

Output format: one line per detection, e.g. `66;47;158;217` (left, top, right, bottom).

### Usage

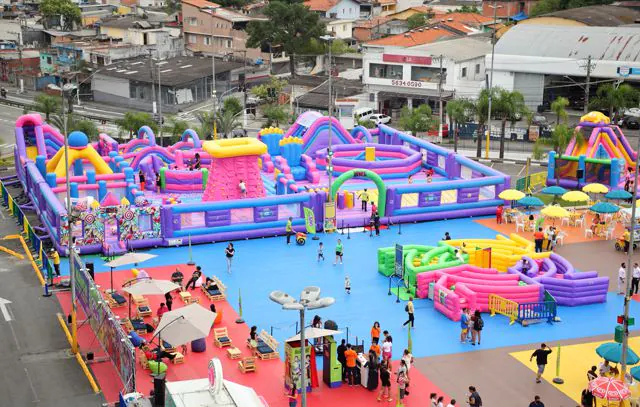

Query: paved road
0;192;104;407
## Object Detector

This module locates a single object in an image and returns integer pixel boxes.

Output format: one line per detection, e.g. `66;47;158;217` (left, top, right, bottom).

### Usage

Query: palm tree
195;111;215;139
398;104;437;138
446;98;474;152
34;94;60;121
50;113;98;139
115;111;157;139
166;116;190;143
589;83;640;118
216;110;242;138
493;89;528;159
262;104;288;128
474;89;491;158
533;124;575;161
550;96;569;125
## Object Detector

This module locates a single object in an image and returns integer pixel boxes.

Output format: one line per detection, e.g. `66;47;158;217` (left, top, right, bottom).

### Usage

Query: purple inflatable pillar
445;154;460;179
34;124;46;157
15;127;26;158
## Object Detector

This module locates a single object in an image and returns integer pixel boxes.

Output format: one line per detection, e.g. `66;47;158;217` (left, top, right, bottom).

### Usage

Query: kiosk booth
284;328;343;391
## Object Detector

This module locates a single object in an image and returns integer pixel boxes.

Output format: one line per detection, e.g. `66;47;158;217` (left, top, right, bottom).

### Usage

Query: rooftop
304;0;339;12
365;25;458;47
354;16;392;28
428;11;493;27
410;35;491;61
181;0;220;9
96;56;242;86
495;25;640;62
539;4;640;26
100;16;158;29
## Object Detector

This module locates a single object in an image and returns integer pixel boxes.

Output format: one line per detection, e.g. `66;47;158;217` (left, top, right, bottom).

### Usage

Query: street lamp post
269;287;335;407
320;35;335;201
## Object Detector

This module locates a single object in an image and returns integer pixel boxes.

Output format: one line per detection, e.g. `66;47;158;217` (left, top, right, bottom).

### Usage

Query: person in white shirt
446;400;457;407
619;263;627;295
632;263;640;295
599;360;612;376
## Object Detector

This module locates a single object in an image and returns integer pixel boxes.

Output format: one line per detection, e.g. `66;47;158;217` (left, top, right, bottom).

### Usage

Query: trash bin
615;325;624;343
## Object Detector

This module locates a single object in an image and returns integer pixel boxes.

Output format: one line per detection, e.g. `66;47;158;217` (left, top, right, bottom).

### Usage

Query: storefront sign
391;79;424;88
383;54;432;65
617;67;640;77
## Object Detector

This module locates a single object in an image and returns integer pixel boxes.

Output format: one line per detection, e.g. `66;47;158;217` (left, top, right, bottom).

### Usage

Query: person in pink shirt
157;303;169;318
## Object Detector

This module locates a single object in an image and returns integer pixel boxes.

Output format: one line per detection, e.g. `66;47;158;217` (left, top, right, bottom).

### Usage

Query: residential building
325;19;355;40
91;55;267;112
490;25;640;110
353;17;409;41
362;36;489;116
428;11;494;32
364;25;459;47
426;0;481;14
481;0;538;19
378;0;397;15
389;6;438;20
99;16;183;60
304;0;362;19
1;49;48;90
181;0;266;61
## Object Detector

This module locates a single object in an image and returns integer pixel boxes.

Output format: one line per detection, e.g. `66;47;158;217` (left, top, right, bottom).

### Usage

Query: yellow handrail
489;293;518;325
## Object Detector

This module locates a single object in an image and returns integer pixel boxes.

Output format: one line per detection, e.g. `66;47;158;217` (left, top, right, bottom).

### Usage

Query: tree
531;0;614;17
448;4;479;13
50;114;98;139
40;0;81;30
34;94;60;121
166;116;190;141
252;76;287;104
246;0;326;77
216;110;242;137
446;98;475;152
550;96;569;125
263;104;289;127
357;118;376;129
533;123;575;161
195;111;215;139
214;0;247;8
589;83;640;118
492;88;528;159
222;96;243;116
398;104;437;138
300;38;353;56
474;89;491;158
115;112;157;138
407;14;427;30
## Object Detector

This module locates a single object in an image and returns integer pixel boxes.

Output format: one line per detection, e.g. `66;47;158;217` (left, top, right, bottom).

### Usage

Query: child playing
138;170;146;191
239;179;247;198
334;239;344;265
317;242;325;262
155;172;161;193
407;174;413;184
344;275;351;294
426;168;434;183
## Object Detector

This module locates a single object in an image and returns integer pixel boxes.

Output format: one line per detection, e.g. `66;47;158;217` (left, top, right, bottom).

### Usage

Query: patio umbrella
562;190;590;203
630;366;640;382
541;205;569;219
152;303;215;348
588;376;631;401
518;196;544;207
590;202;620;214
583;183;610;194
605;190;632;201
499;189;525;208
104;252;157;293
596;342;640;365
123;279;180;319
541;186;567;204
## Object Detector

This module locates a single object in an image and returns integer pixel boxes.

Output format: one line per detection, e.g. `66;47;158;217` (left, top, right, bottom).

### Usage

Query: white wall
448;56;486;100
326;0;360;19
327;20;354;40
92;74;130;98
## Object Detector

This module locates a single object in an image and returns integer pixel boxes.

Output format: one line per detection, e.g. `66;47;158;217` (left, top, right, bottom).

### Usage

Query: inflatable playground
378;234;609;325
14;111;509;256
547;111;636;190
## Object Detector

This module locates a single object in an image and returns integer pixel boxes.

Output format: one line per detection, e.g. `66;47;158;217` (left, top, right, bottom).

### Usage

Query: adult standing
467;386;482;407
530;343;553;383
371;321;381;344
366;350;379;391
471;310;484;346
382;335;393;362
193;153;201;170
359;189;369;212
633;263;640;295
373;213;381;236
534;228;544;253
285;383;297;407
618;263;627;295
344;344;358;386
285;217;294;245
225;243;235;274
402;297;415;328
623;228;631;253
460;308;470;343
165;291;173;311
377;360;392;402
402;349;414;396
529;396;544;407
337;339;347;382
49;248;61;277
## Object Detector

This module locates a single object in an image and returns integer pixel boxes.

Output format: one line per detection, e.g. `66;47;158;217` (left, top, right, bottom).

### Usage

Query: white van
353;107;375;123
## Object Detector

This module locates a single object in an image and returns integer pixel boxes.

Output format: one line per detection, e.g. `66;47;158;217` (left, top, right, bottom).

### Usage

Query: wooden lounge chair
214;327;232;348
253;330;280;360
238;356;257;373
201;276;227;301
104;291;127;308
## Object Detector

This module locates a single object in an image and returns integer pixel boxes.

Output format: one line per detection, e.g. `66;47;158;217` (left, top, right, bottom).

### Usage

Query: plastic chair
574;215;585;228
584;228;594;239
605;226;616;240
515;217;525;233
561;217;570;226
556;231;567;246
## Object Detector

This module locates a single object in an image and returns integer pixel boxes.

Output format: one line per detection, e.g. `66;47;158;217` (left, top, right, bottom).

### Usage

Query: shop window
369;63;403;79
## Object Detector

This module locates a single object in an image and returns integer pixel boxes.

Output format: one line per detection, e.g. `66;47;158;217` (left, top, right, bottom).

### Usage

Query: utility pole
149;50;157;122
328;40;333;201
210;17;217;140
485;0;499;159
621;135;640;378
438;54;443;143
158;59;163;147
242;50;248;128
584;55;593;113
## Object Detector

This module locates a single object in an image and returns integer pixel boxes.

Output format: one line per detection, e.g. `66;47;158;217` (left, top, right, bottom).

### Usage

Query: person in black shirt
443;232;451;240
185;266;202;290
467;386;482;407
194;153;201;170
530;343;553;383
337;339;347;382
225;243;235;274
529;395;544;407
581;388;595;407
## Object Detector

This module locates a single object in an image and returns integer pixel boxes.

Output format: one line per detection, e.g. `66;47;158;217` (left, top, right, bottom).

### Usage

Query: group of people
617;262;640;295
459;308;484;346
533;226;560;253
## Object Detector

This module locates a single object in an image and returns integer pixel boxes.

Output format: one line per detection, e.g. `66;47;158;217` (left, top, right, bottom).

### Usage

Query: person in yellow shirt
285;217;293;245
623;229;631;253
49;248;61;277
358;189;369;212
402;297;415;328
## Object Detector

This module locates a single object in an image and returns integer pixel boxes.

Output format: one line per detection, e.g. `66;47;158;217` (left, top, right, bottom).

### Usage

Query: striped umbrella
588;376;631;401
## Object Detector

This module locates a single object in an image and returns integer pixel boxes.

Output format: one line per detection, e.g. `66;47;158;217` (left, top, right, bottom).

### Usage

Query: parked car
626;117;640;130
532;114;548;126
368;113;391;124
